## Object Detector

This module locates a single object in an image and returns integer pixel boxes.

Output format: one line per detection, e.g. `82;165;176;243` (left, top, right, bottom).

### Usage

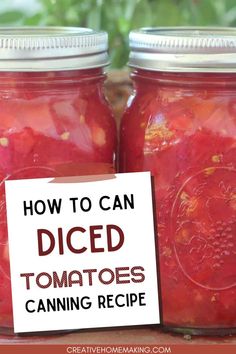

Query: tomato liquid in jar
0;28;116;332
120;28;236;335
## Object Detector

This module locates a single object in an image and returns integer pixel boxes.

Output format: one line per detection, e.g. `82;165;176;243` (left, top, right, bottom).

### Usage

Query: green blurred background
1;0;236;68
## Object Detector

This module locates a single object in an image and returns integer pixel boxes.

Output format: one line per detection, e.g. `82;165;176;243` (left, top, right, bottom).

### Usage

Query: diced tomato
120;70;236;330
0;69;116;328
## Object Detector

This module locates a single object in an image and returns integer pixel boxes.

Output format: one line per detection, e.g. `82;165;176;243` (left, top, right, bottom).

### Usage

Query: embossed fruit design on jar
120;28;236;334
0;27;116;331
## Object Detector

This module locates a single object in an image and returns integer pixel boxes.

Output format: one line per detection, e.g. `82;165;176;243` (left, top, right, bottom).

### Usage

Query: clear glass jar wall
0;28;116;331
120;28;236;335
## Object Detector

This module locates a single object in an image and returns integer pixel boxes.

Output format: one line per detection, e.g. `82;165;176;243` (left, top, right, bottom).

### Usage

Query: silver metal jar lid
129;27;236;73
0;27;109;71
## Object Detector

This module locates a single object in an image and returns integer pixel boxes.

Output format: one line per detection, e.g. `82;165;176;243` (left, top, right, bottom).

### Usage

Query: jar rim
129;27;236;73
0;26;109;72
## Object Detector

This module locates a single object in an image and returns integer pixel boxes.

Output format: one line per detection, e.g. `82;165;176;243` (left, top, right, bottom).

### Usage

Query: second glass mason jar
0;27;116;332
120;28;236;335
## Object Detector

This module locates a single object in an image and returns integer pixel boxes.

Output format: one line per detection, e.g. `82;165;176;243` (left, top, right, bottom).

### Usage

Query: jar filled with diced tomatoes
120;28;236;335
0;27;116;333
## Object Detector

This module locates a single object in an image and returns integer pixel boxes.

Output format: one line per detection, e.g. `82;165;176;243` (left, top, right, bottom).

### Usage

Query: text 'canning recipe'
5;172;160;333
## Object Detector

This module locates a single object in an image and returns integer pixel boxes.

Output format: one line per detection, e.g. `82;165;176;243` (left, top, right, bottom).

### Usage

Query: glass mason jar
0;27;116;333
120;28;236;335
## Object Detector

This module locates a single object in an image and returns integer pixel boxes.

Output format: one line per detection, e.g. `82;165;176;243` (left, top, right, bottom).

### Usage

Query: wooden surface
1;327;236;345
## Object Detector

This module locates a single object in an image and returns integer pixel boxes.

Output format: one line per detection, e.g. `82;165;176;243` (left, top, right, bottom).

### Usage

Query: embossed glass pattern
120;70;236;334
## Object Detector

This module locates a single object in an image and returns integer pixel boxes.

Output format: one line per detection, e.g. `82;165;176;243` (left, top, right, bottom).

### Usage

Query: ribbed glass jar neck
0;68;105;92
131;69;236;89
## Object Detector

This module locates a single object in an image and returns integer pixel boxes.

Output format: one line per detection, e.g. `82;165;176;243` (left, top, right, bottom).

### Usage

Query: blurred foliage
1;0;236;68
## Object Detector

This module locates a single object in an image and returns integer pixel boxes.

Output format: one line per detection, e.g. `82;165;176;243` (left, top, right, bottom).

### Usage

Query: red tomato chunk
120;70;236;331
0;69;116;329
